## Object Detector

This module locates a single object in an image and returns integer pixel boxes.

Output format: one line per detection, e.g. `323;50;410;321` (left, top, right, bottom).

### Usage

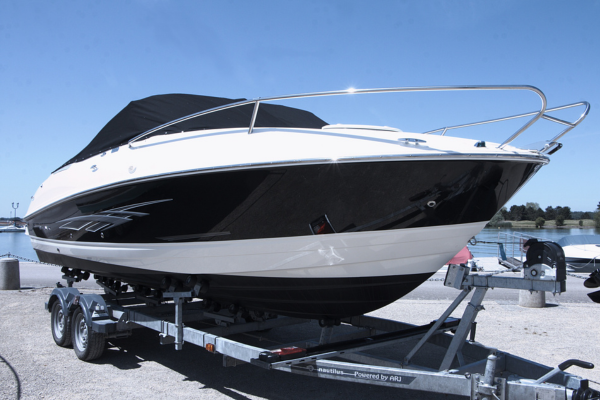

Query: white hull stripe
30;222;487;278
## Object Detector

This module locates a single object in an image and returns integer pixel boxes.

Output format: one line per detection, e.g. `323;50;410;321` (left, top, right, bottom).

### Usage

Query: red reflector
272;346;306;360
273;347;304;355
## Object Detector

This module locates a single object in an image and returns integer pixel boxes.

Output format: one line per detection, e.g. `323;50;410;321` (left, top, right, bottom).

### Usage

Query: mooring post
519;290;546;308
0;258;20;290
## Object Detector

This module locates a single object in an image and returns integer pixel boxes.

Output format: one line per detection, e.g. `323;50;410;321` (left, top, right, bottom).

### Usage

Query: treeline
500;203;586;222
0;217;23;222
487;201;600;228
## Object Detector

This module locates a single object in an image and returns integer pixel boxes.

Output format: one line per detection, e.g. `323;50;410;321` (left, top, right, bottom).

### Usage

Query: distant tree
545;206;556;220
535;208;545;219
487;210;504;227
524;203;539;221
556;214;566;227
559;206;572;220
506;205;516;220
524;206;545;221
535;217;545;228
518;205;527;220
499;206;508;220
579;220;583;227
555;206;564;220
595;203;600;228
582;212;591;219
508;205;526;221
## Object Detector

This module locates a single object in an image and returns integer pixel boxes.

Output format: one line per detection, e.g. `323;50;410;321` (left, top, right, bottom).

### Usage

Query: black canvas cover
61;94;327;168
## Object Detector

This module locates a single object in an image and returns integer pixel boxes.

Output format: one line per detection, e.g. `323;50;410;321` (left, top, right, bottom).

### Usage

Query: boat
23;86;589;319
557;235;600;272
0;223;26;233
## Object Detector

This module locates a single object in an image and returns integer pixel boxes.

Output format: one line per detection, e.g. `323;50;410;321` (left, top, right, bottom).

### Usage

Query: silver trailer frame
46;240;599;400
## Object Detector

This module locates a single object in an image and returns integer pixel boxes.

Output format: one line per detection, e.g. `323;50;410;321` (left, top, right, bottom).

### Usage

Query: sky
1;0;599;219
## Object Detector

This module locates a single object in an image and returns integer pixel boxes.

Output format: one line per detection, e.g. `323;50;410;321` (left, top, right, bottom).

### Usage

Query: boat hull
564;252;599;273
557;236;600;273
31;222;485;318
27;158;542;318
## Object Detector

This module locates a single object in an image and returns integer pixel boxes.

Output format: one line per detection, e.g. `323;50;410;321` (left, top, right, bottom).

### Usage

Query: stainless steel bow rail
128;85;590;154
46;240;599;400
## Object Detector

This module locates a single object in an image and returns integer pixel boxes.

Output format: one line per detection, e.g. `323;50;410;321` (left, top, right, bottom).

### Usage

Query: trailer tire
71;307;105;361
51;301;72;347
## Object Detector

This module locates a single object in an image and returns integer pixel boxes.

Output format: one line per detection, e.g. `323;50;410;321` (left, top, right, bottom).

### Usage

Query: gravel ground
1;263;599;399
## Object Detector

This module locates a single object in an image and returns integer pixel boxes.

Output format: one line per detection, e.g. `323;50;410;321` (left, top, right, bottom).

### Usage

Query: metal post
11;203;19;223
440;287;488;371
483;352;498;386
162;291;193;350
174;295;184;350
404;288;470;365
319;326;334;345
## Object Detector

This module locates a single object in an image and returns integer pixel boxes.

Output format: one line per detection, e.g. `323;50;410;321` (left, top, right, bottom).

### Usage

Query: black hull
35;250;432;319
29;159;542;318
28;159;540;242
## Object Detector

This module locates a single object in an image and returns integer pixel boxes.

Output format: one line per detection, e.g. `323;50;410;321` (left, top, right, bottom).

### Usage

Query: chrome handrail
127;85;587;152
543;102;590;145
424;101;590;152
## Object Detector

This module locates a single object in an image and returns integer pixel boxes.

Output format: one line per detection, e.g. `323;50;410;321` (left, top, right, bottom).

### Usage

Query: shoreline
488;225;599;229
488;219;598;230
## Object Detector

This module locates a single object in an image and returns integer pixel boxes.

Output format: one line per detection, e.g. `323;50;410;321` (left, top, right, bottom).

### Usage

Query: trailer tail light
273;347;306;356
259;346;307;362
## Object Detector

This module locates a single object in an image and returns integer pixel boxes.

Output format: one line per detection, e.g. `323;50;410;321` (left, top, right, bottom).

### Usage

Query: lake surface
468;227;600;259
1;227;599;263
0;231;38;261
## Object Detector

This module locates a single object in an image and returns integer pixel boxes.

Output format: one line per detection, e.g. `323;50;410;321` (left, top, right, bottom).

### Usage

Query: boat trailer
46;239;599;400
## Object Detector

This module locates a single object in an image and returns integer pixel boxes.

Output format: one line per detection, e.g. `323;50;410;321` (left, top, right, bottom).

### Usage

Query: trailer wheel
51;302;72;347
71;307;105;361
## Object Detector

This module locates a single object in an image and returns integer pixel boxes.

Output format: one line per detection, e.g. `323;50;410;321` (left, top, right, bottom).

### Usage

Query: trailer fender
74;294;110;328
45;288;109;328
45;287;81;316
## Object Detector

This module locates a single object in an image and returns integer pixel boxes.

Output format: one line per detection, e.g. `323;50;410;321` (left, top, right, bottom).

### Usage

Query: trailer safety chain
428;270;590;283
0;252;60;266
567;272;587;280
428;267;590;286
427;267;521;282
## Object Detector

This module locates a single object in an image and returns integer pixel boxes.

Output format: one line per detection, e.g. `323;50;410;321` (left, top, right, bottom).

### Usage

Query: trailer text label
291;364;416;385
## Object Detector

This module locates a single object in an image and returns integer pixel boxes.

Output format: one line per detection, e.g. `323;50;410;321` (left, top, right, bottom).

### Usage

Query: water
0;232;38;261
468;227;600;259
